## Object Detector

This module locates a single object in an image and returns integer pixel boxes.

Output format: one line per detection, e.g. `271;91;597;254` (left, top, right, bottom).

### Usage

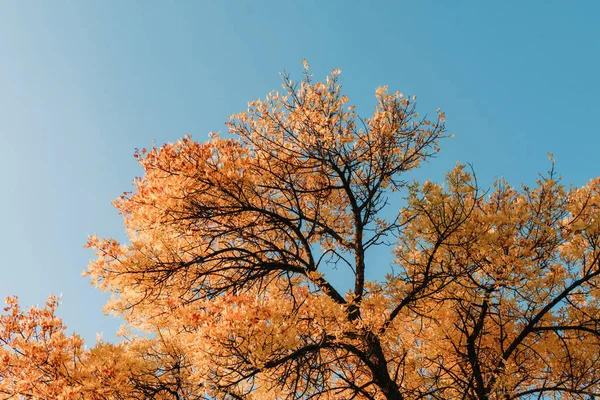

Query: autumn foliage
3;64;600;399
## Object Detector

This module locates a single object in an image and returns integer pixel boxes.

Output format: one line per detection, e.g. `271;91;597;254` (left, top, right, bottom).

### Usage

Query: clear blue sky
1;1;598;344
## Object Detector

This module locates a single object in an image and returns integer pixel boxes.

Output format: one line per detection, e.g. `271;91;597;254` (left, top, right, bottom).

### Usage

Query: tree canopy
3;65;600;399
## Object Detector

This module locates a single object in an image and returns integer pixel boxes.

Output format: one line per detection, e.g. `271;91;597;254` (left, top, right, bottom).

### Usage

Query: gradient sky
1;1;598;344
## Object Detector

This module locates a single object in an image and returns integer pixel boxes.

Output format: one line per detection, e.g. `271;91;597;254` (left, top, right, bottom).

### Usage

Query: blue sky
1;1;598;344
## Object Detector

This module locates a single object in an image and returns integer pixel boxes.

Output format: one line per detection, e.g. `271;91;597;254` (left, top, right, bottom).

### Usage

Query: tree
3;64;600;399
